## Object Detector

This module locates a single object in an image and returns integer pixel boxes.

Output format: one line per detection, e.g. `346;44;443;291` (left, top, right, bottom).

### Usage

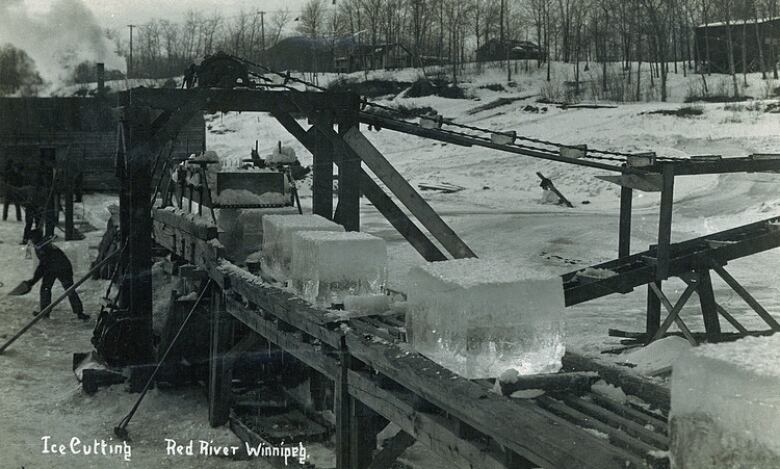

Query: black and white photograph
0;0;778;467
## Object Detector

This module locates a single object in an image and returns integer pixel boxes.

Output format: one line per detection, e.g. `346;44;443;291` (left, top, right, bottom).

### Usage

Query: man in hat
2;159;22;222
25;229;88;320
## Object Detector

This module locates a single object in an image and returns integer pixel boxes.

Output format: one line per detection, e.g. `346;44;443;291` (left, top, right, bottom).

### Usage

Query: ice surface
290;231;387;307
670;335;780;469
405;258;566;379
262;215;345;279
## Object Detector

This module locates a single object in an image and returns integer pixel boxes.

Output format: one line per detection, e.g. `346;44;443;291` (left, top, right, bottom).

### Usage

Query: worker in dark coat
19;184;44;245
25;229;89;320
2;159;23;222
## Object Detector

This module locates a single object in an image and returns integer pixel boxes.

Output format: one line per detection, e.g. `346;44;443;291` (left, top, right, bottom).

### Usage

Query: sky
22;0;307;30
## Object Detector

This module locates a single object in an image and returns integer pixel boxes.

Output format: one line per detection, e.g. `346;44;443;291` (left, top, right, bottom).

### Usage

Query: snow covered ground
2;66;780;467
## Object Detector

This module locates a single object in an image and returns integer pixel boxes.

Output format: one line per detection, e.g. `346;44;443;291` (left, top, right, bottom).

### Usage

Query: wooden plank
153;221;227;288
273;113;446;262
712;264;780;330
496;371;599;396
535;396;661;459
339;127;476;259
585;392;669;434
558;395;668;449
619;186;633;258
307;119;335;220
562;351;671;414
208;288;232;427
646;282;662;337
345;334;646;469
348;370;510;469
224;295;338;378
366;430;416;469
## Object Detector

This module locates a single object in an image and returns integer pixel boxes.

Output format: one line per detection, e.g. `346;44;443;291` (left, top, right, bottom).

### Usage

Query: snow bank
261;215;345;279
405;258;566;379
670;335;780;468
290;231;387;307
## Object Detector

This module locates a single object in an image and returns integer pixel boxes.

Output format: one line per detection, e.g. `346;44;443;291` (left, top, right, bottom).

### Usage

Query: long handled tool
0;248;121;354
114;279;212;440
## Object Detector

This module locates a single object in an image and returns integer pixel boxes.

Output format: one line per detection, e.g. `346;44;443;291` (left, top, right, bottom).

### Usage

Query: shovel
6;280;31;296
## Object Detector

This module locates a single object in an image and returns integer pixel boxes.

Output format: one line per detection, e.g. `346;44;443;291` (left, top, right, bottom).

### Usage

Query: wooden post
336;113;361;232
646;281;662;338
311;114;335;220
335;336;351;469
209;286;233;427
696;269;721;335
350;400;381;469
656;164;675;280
618;185;632;258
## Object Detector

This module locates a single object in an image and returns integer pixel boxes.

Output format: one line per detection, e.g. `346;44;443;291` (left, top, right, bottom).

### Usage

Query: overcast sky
24;0;307;30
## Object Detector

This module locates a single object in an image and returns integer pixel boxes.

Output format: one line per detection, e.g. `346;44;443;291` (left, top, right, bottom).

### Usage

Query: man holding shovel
18;229;89;320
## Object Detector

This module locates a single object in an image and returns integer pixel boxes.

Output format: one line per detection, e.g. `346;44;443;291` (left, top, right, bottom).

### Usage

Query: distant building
695;17;780;73
334;43;413;73
475;39;545;62
266;35;415;73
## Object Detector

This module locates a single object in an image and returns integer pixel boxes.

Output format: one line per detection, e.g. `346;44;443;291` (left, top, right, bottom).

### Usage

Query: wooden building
0;96;204;192
695;17;780;73
334;43;414;73
475;39;545;62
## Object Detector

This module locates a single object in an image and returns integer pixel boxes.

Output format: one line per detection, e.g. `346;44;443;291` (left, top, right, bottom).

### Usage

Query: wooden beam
712;264;780;330
562;351;671;413
618;185;632;258
646;281;662;337
338;127;476;259
345;334;645;469
656;164;675;280
336;117;361;231
208;288;232;427
153;207;218;239
715;303;750;334
596;173;663;192
348;370;512;469
649;282;698;345
366;430;416;469
496;371;599;396
695;269;722;335
336;337;351;469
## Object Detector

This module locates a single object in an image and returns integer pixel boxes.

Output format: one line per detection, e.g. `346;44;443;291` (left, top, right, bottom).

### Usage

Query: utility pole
260;11;266;63
127;24;136;79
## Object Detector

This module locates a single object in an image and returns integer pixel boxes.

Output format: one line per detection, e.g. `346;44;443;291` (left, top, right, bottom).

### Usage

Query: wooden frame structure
112;85;780;467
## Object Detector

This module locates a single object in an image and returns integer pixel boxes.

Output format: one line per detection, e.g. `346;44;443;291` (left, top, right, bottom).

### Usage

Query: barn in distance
695;17;780;73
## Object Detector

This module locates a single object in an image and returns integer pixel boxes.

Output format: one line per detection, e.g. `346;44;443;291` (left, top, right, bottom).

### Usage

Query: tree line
112;0;779;100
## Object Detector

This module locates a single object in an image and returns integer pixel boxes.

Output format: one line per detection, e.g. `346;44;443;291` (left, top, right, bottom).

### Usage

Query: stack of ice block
290;231;387;307
670;335;780;468
216;207;298;262
262;215;345;280
406;258;566;379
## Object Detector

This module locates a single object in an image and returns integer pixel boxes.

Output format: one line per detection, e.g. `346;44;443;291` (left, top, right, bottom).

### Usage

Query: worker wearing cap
25;229;88;320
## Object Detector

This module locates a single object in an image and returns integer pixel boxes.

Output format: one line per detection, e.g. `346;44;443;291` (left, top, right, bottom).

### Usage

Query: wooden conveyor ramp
564;215;780;306
153;208;671;469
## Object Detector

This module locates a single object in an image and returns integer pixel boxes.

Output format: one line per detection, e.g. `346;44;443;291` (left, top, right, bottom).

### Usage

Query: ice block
261;214;344;279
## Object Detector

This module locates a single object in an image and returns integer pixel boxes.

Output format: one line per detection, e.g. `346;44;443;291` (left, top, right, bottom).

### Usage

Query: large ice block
290;231;387;307
406;258;565;379
261;215;345;279
670;335;780;468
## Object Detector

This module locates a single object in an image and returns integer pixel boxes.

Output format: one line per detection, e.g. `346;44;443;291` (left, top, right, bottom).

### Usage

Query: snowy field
2;67;780;467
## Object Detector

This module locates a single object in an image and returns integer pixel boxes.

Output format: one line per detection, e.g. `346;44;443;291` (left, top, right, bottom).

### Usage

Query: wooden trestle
153;208;671;469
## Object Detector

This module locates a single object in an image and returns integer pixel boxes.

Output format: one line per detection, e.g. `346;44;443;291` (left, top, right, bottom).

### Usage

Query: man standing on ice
24;229;88;320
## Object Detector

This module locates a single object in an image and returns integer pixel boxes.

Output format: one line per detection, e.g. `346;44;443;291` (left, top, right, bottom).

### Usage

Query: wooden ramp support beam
273;113;447;262
712;264;780;331
338;126;476;259
209;286;233;427
648;282;697;345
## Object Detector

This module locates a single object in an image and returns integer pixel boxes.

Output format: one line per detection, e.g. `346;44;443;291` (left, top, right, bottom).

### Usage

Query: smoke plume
0;0;125;94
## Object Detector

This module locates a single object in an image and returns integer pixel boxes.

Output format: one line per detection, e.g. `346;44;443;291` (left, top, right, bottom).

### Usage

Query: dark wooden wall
0;97;205;192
